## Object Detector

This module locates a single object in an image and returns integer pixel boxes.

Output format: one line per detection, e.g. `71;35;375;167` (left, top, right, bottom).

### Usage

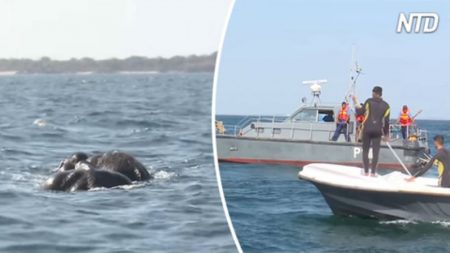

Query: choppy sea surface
0;73;235;253
218;115;450;253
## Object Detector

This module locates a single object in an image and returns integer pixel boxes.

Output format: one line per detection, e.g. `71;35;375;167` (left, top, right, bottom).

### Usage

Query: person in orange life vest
355;103;365;142
331;102;351;142
397;105;413;139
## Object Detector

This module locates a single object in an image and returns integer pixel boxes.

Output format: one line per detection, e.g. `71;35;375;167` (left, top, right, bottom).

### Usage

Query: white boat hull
299;163;450;222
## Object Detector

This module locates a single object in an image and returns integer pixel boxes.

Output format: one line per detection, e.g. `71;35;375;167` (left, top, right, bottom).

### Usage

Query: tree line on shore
0;53;217;74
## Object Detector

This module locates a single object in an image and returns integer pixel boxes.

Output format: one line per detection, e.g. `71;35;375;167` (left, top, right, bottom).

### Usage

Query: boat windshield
291;109;318;122
318;109;335;123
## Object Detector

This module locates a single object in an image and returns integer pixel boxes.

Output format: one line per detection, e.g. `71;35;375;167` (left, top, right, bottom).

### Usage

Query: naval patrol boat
216;72;430;170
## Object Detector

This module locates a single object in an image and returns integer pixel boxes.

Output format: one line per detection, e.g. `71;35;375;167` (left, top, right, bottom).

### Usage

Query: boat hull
299;163;450;222
217;135;427;170
312;181;450;221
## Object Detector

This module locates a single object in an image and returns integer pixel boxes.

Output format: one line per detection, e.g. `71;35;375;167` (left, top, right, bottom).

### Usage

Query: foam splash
431;221;450;227
88;181;151;192
33;119;48;127
379;220;417;225
380;220;450;227
88;181;148;192
153;170;177;180
86;170;176;192
117;182;147;190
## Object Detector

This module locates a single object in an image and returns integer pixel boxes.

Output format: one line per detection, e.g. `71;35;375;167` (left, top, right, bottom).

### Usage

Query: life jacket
356;114;365;123
338;105;350;122
399;109;412;126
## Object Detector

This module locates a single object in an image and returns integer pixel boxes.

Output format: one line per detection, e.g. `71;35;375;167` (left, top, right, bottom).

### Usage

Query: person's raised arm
352;96;362;109
355;98;368;115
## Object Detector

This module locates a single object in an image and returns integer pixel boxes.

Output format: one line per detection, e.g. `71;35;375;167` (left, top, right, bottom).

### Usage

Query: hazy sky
216;0;450;120
0;0;231;59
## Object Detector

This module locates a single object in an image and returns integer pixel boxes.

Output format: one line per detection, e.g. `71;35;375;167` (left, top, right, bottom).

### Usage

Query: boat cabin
289;105;337;123
221;104;428;150
237;105;354;143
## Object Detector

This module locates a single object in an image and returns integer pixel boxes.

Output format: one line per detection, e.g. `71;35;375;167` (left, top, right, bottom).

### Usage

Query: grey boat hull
311;181;450;221
217;135;428;170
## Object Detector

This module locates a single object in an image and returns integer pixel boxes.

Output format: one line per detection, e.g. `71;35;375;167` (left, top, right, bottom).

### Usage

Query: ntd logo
396;12;439;33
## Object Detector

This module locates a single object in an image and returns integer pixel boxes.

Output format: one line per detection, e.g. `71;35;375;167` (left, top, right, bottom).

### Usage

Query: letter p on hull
353;147;361;158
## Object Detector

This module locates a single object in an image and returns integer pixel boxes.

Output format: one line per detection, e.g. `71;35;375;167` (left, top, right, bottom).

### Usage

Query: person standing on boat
397;105;413;139
353;86;390;177
331;102;351;142
406;135;450;188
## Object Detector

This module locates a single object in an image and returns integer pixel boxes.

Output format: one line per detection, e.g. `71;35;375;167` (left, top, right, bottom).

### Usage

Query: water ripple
0;73;234;253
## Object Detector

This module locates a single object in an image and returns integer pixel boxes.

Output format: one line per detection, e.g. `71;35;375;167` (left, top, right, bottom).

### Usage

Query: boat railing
219;119;429;147
389;123;428;144
217;115;288;136
219;116;345;141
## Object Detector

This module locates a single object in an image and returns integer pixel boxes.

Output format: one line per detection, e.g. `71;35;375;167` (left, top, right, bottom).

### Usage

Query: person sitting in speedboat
406;135;450;188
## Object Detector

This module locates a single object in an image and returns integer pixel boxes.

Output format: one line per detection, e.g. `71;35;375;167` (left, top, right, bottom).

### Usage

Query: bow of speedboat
299;163;450;221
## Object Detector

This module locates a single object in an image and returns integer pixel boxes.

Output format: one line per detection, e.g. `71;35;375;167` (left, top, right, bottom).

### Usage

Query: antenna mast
345;46;362;102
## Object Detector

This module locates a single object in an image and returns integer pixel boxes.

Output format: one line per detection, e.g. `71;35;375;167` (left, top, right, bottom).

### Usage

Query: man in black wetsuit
406;135;450;188
353;86;390;177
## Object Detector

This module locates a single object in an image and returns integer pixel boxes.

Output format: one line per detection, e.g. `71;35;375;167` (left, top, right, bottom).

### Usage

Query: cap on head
372;86;383;96
434;135;444;145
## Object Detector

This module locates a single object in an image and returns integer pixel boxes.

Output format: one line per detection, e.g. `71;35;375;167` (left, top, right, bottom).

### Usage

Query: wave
379;219;418;225
0;73;231;253
116;119;173;128
0;148;34;156
380;219;450;228
431;221;450;227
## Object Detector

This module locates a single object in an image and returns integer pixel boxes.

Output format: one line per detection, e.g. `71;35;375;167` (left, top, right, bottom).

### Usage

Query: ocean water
0;73;236;253
218;115;450;253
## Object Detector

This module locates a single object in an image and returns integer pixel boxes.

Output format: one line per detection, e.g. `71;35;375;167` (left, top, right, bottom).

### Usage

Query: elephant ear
52;161;65;172
87;155;102;166
58;159;75;172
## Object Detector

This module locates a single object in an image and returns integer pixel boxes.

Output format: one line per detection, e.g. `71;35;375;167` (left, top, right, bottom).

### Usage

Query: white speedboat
299;163;450;222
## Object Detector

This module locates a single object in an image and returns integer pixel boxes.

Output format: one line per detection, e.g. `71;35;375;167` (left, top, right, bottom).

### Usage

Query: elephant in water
44;151;152;192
